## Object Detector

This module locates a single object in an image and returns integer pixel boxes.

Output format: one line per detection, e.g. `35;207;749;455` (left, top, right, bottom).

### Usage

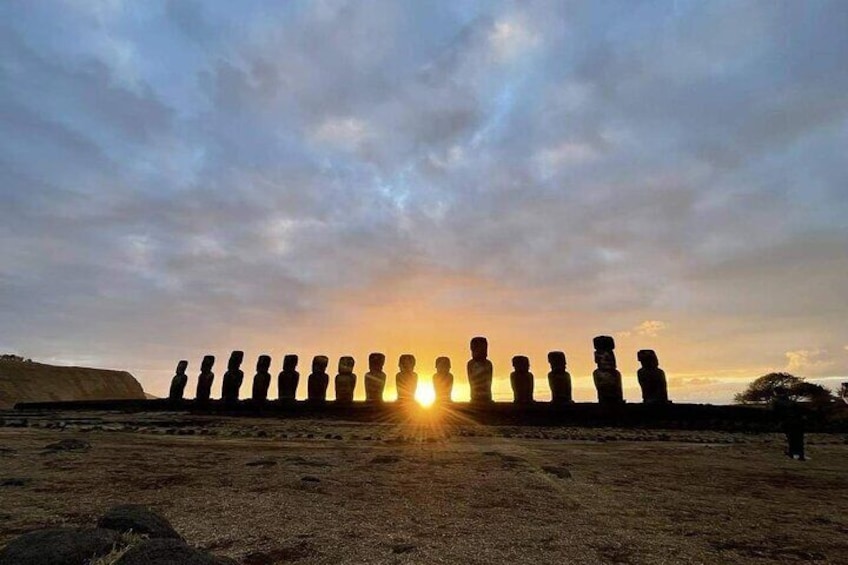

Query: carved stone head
339;356;355;374
593;335;616;351
399;354;416;372
369;353;386;372
201;355;215;372
637;349;659;369
312;355;329;373
470;336;488;361
176;360;188;375
257;355;271;373
512;355;530;372
435;356;451;373
283;354;298;372
547;351;566;372
594;349;617;371
228;351;244;370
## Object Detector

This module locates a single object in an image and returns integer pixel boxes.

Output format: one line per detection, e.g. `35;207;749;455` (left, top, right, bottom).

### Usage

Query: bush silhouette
734;372;833;405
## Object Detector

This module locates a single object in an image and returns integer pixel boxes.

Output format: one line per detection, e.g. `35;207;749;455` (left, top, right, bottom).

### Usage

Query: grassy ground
1;410;847;564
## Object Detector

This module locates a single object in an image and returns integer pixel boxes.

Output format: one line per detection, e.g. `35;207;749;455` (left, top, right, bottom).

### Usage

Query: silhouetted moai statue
637;350;669;404
335;356;357;404
592;336;623;405
195;355;215;402
840;382;848;406
433;356;454;403
278;355;299;401
252;355;272;403
307;355;330;403
168;360;189;401
221;350;245;404
547;351;573;404
396;354;418;403
467;337;493;403
510;356;534;404
364;353;387;403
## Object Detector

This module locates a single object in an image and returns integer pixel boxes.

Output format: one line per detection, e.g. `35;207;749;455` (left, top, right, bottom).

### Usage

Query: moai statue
252;355;272;403
221;350;245;404
168;360;189;401
510;356;534;404
467;337;493;403
592;336;623;405
840;382;848;406
335;356;357;404
396;354;418;403
195;355;215;402
364;353;387;403
433;356;454;403
278;354;300;401
307;355;330;402
637;350;669;404
547;351;573;404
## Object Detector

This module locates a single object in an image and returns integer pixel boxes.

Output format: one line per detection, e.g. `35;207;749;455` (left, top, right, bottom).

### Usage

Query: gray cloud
1;1;846;399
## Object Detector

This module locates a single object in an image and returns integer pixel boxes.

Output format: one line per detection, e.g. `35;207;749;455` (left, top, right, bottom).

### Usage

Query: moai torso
547;351;573;404
195;355;215;402
433;356;454;403
510;356;534;404
467;337;493;403
335;356;357;404
252;355;272;402
364;353;387;402
395;354;418;403
307;356;330;402
221;351;245;403
637;350;669;404
278;355;300;401
592;336;623;405
169;360;189;401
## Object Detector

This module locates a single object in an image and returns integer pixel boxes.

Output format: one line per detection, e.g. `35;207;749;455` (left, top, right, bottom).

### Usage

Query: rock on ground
98;505;182;539
0;527;121;565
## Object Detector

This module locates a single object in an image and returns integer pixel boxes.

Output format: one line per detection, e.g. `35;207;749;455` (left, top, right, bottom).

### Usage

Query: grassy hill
0;359;145;409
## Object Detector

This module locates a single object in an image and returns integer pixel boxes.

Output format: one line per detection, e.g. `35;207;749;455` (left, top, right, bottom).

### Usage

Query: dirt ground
1;410;847;564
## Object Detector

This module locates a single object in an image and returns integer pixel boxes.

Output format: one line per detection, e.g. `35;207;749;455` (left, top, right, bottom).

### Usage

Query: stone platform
13;399;845;432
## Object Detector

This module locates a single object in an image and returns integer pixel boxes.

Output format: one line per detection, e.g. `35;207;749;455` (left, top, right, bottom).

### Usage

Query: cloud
785;349;835;374
1;1;847;401
635;321;668;338
310;117;373;152
488;16;540;62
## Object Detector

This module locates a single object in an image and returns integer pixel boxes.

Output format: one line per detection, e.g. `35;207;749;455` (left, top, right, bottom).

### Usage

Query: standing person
772;386;806;461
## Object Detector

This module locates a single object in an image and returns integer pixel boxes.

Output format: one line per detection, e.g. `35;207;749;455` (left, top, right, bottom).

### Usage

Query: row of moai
168;336;669;405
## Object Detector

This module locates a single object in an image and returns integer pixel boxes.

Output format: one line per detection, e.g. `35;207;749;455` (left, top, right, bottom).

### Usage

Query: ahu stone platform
11;398;844;433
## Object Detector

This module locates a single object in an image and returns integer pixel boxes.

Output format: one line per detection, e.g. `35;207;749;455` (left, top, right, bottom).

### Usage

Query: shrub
734;372;833;405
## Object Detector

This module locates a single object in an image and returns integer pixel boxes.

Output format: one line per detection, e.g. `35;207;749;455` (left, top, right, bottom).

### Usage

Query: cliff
0;360;145;409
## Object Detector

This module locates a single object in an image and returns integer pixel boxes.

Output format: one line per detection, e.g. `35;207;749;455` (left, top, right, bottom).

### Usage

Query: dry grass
1;410;847;564
87;532;146;565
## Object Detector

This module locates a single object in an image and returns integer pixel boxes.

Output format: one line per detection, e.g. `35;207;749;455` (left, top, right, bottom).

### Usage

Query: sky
1;0;847;403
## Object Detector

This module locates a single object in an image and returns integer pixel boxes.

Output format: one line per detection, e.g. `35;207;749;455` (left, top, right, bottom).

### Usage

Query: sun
415;383;436;408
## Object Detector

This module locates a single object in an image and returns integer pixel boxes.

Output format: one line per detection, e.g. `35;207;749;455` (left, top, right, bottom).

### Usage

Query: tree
734;372;834;405
0;354;32;363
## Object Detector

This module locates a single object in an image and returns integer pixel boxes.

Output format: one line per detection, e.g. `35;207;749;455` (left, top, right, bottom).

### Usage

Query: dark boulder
0;527;121;565
115;539;237;565
97;505;181;539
